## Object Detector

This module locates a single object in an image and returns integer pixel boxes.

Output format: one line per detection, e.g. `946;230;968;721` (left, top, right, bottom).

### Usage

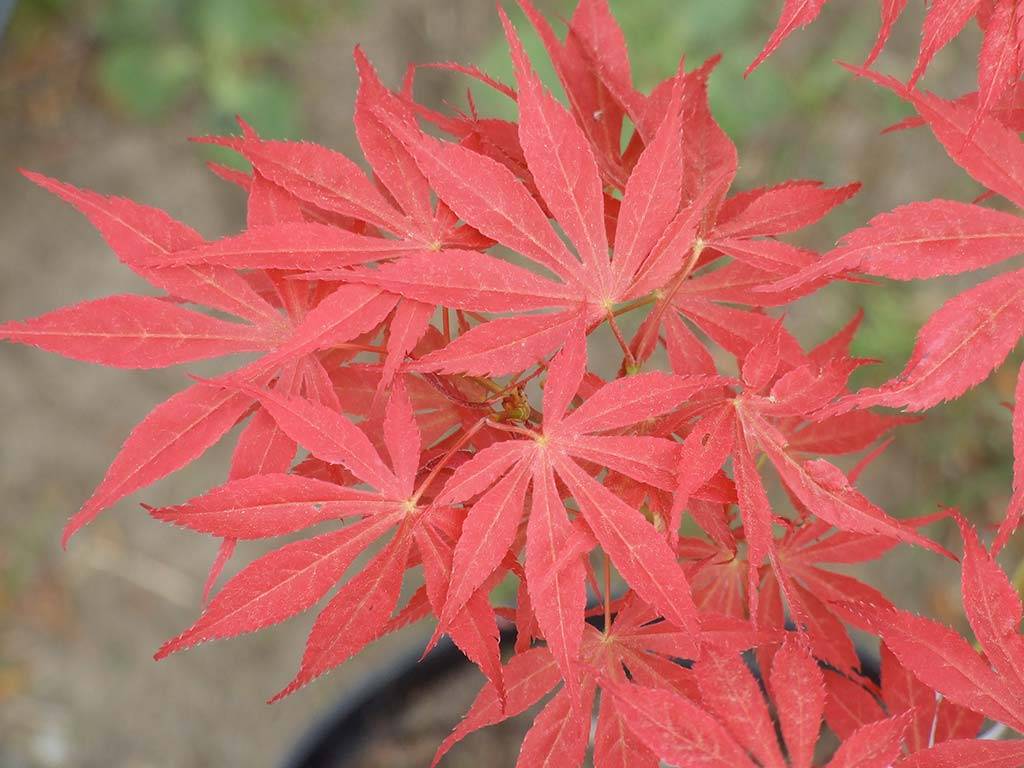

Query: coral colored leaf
206;367;302;599
515;685;593;768
610;73;684;293
664;309;717;375
842;268;1024;411
823;671;886;741
715;181;860;239
156;512;399;657
747;0;828;76
909;0;984;86
879;642;983;753
976;2;1023;123
712;238;818;277
542;316;588;427
376;298;433;400
672;405;735;528
847;602;1021;727
236;386;400;496
787;411;916;455
895;739;1024;768
0;295;274;368
956;516;1024;696
825;712;913;768
432;647;560;768
271;525;413;700
382;379;421;497
63;383;254;545
414;310;583;377
20;170;279;325
265;284;397;366
770;638;826;768
866;0;909;66
353;46;433;226
348;249;576;312
696;651;787;768
556;457;699;644
997;358;1024;552
774;200;1024;291
732;421;778;613
414;522;503;698
593;693;659;768
601;679;757;768
678;58;738;208
228;384;299;481
157;223;427;270
626;184;707;300
502;8;612;294
742;322;785;392
516;0;631;179
757;426;950;556
246;166;304;227
568;0;643;134
21;171;203;266
147;474;390;539
567;434;679;490
441;460;532;625
558;372;719;435
205;136;409;234
372;103;581;282
434;441;532;506
526;460;586;700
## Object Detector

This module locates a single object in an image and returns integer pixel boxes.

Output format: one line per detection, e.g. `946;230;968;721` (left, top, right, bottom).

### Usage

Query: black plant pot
279;629;517;768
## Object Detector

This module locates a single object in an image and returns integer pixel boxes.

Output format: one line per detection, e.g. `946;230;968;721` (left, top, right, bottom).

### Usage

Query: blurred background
1;0;1021;765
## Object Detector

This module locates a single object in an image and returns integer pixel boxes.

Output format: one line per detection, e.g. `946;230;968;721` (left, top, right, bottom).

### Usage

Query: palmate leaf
18;171;282;325
787;72;1024;417
844;517;1024;733
146;473;392;538
610;639;914;768
353;46;435;230
62;382;256;545
0;294;277;368
357;17;728;377
270;520;414;701
602;678;759;768
432;320;717;665
9;168;410;543
197;134;409;235
839;268;1024;412
772;199;1024;291
150;222;430;271
155;511;403;657
501;8;611;293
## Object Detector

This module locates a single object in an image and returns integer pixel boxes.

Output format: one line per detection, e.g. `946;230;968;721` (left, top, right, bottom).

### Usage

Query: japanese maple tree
5;0;1024;765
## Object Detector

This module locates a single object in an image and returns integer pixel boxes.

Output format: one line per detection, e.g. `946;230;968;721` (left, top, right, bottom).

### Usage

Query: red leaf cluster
6;1;1024;764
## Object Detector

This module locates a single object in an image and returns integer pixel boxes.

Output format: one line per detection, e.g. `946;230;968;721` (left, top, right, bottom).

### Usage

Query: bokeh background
1;1;1021;765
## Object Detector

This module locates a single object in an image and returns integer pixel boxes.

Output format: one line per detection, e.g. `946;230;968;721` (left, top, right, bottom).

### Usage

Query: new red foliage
6;0;1024;764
